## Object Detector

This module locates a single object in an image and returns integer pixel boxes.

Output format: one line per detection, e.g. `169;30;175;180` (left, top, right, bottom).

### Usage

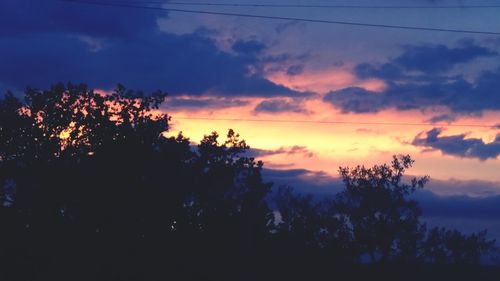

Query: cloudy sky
2;0;500;235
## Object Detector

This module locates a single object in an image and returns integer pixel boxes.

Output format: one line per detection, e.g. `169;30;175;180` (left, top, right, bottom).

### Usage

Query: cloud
355;42;496;79
415;191;500;219
0;1;308;98
325;70;500;114
393;43;496;74
324;42;500;114
231;39;266;55
165;96;249;109
286;65;304;76
411;128;500;160
323;87;384;113
0;1;157;38
254;98;309;113
415;190;500;241
425;178;500;198
248;146;315;158
263;168;343;196
426;114;457;123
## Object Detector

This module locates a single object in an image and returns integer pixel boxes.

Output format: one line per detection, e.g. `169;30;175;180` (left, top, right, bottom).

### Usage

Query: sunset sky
2;0;500;233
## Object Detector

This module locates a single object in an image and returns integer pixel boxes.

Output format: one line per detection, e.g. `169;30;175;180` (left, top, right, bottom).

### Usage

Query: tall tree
335;155;429;263
0;83;273;280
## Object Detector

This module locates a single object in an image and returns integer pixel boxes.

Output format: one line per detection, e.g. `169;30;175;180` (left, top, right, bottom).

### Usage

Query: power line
60;0;500;35
172;116;499;129
105;1;500;9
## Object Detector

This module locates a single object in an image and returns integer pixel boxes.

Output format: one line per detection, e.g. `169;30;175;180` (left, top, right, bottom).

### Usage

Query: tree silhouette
0;83;278;280
335;155;429;263
0;83;498;281
274;186;354;266
423;227;496;264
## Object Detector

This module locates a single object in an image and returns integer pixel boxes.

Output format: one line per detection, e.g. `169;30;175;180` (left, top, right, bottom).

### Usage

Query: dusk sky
2;0;500;234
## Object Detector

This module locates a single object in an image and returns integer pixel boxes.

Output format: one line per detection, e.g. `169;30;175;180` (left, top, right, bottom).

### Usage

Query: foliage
335;155;429;263
423;227;496;264
0;83;497;280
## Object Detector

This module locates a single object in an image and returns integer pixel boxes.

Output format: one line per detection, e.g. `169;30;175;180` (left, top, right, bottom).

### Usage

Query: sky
1;0;500;235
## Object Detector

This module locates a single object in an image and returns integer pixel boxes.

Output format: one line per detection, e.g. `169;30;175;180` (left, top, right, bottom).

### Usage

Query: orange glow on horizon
164;96;500;183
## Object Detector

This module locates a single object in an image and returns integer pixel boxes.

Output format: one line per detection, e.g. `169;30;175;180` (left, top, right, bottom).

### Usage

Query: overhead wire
60;0;500;35
57;0;500;129
84;0;500;9
171;116;499;129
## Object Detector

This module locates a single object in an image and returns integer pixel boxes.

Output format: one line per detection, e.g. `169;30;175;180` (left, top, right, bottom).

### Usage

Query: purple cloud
412;128;500;160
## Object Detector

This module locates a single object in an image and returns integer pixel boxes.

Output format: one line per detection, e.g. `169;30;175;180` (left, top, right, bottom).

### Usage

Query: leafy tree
335;155;429;263
275;187;325;248
423;227;496;264
1;83;498;280
0;83;273;280
333;155;496;265
274;186;354;262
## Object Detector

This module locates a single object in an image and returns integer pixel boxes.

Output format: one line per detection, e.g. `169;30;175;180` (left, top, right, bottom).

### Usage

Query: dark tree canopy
0;83;497;281
0;83;273;280
336;155;429;263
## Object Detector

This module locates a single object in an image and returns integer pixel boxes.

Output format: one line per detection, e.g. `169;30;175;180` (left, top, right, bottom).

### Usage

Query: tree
423;227;496;264
1;83;498;280
274;186;354;262
0;83;274;280
274;186;325;249
335;155;429;263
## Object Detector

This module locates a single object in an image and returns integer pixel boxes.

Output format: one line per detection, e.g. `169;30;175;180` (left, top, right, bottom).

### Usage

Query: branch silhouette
0;83;498;280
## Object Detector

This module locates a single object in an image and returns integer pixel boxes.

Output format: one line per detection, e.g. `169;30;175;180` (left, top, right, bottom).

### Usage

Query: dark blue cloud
165;97;249;109
286;64;304;76
416;190;500;241
0;0;157;38
354;62;403;80
326;42;500;114
394;43;496;73
412;128;500;160
425;178;500;198
355;42;496;78
323;87;384;113
415;191;500;219
254;98;309;113
426;114;457;123
232;39;266;55
263;168;343;196
0;1;307;97
325;69;500;114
